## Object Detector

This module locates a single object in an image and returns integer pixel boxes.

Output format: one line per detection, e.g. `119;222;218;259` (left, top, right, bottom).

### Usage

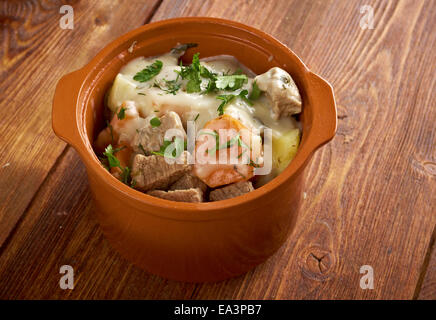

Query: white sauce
107;53;299;138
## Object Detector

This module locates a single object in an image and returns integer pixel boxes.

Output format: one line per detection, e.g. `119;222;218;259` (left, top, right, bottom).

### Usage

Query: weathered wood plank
0;0;160;247
0;0;434;299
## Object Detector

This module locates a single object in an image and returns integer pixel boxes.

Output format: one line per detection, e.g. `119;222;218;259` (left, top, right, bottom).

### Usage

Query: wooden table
0;0;434;300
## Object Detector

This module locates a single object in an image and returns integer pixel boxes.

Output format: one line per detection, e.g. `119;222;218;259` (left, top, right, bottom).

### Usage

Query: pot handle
307;72;337;149
52;69;86;152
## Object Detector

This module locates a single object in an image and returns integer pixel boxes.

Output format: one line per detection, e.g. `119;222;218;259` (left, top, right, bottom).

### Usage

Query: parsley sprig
175;53;220;94
176;53;202;93
199;131;249;156
216;90;253;116
117;107;126;120
133;60;163;82
215;74;248;91
249;80;261;100
150;117;161;128
154;79;181;95
102;144;131;184
152;137;187;158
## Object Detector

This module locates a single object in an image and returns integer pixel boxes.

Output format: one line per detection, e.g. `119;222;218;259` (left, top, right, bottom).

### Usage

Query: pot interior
77;20;313;182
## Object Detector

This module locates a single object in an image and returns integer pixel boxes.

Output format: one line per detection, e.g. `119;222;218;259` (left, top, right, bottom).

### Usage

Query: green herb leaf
232;68;243;75
215;89;254;116
177;53;218;93
249;159;261;168
152;138;186;158
102;144;131;185
218;134;240;150
184;53;202;93
162;79;181;95
249;80;261;100
150;117;161;128
138;143;147;156
133;60;163;82
200;65;217;80
238;89;253;106
120;166;131;184
103;144;121;169
216;94;236;116
198;130;220;155
215;74;248;91
117;107;126;120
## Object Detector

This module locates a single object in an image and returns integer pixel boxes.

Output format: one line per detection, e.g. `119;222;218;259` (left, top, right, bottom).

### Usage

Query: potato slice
107;74;153;116
272;128;301;172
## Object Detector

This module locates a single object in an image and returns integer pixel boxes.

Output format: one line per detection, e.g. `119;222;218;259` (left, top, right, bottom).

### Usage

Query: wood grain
0;0;434;299
417;226;436;299
0;0;160;247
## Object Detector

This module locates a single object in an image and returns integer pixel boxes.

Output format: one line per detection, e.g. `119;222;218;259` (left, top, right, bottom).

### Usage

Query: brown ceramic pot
52;17;337;282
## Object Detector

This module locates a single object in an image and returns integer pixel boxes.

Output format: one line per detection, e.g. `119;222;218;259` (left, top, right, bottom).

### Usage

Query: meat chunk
131;151;190;191
170;173;208;193
147;188;204;203
254;67;302;120
132;111;186;153
209;181;254;201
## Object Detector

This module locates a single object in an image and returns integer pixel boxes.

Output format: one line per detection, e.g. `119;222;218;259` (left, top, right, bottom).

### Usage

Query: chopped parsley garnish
120;166;131;184
117;107;126;120
153;79;181;95
238;89;253;106
150;117;161;128
198;130;220;154
138;143;147;156
199;131;248;156
137;92;146;96
218;134;240;151
176;53;202;93
215;74;248;91
162;79;181;95
216;94;236;116
238;149;247;159
133;60;163;82
103;145;124;168
249;80;261;100
216;90;252;116
194;113;200;121
249;159;261;168
200;66;218;94
176;53;218;94
102;144;131;184
152;137;186;158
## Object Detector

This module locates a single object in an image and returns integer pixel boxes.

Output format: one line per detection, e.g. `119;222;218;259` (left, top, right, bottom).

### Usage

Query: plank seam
413;223;436;299
144;0;164;25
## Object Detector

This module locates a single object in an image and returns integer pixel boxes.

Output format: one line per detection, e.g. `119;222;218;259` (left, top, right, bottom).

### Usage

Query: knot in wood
299;246;334;281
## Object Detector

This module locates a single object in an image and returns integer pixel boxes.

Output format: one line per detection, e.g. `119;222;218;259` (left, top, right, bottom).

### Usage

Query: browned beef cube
209;181;254;201
132;111;186;153
147;188;204;203
170;173;208;193
131;151;190;191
